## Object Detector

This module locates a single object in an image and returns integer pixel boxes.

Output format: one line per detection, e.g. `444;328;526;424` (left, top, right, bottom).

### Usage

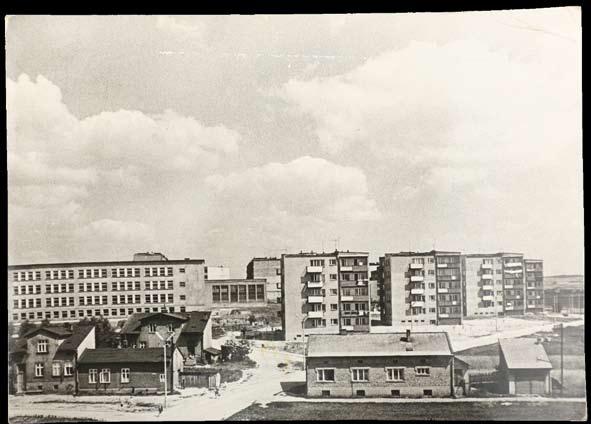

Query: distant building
246;257;282;303
77;347;184;394
205;278;268;310
204;265;231;281
282;251;370;340
498;338;552;395
544;275;584;314
119;311;212;365
9;325;95;394
524;259;544;313
8;253;207;325
377;251;463;326
305;330;467;398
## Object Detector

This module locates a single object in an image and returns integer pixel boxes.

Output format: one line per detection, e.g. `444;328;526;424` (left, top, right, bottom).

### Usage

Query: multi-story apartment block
500;253;526;316
281;251;370;340
463;254;504;317
246;257;282;303
524;259;544;313
378;251;462;326
8;252;206;325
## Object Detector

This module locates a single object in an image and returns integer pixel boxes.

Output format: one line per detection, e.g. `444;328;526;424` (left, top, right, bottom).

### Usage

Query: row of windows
211;284;265;303
12;267;185;282
341;287;368;297
12;306;187;321
13;293;182;309
316;366;430;382
340;273;368;281
34;361;74;377
87;368;165;384
14;280;185;295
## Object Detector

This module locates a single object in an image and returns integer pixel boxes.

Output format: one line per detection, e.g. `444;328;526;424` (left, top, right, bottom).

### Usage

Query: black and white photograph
5;7;585;422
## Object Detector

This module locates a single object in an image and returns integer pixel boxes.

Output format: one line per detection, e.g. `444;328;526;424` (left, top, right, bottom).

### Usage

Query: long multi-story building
246;257;282;303
281;251;370;340
8;252;207;325
380;251;544;323
378;251;462;327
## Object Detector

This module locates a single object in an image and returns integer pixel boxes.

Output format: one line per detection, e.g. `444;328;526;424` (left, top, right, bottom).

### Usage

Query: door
16;371;24;394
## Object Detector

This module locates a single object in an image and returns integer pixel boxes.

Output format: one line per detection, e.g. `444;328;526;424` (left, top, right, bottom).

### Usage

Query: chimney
406;328;411;341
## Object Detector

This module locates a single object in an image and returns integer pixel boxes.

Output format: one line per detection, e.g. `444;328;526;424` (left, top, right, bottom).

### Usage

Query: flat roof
283;250;368;258
307;332;453;358
8;258;205;270
249;257;280;262
384;250;461;257
205;278;267;284
465;252;524;258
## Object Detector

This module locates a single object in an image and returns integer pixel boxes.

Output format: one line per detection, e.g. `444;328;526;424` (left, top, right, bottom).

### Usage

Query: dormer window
37;340;48;353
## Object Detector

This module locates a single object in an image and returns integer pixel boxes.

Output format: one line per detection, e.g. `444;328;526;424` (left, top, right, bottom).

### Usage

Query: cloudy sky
6;9;582;277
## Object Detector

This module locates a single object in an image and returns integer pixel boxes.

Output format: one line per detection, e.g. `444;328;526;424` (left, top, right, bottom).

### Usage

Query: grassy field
217;357;258;384
10;416;100;424
227;401;587;421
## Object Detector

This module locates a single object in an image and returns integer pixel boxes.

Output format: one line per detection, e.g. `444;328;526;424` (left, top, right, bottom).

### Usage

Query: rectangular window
37;340;48;353
139;341;146;348
64;362;73;376
316;368;335;382
99;369;111;383
35;363;44;377
248;285;256;301
179;268;185;273
159;373;165;382
310;259;324;267
351;368;369;382
238;285;247;302
423;389;433;397
89;369;97;383
416;367;430;376
149;323;157;333
386;367;404;382
256;284;265;301
152;294;158;303
52;363;61;376
356;389;366;397
121;368;130;383
330;274;337;280
180;281;186;288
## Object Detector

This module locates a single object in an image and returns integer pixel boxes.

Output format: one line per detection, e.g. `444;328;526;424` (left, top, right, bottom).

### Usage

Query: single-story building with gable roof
499;337;552;395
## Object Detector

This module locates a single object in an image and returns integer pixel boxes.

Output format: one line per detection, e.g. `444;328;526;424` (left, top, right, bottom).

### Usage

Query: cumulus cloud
205;156;381;222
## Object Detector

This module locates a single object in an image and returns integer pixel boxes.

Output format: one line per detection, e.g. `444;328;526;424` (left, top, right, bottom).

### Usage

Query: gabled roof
307;332;453;358
23;326;72;339
57;326;94;352
499;338;552;370
78;347;177;364
120;311;211;335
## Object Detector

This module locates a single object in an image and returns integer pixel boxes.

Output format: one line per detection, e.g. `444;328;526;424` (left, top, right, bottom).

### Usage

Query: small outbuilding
498;338;552;395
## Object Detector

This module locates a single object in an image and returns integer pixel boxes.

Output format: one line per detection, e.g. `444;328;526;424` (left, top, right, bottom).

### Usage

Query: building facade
378;251;462;326
281;251;370;341
380;251;544;323
9;325;95;394
120;311;212;364
205;279;267;309
305;331;463;398
77;347;183;394
246;257;282;303
8;253;206;325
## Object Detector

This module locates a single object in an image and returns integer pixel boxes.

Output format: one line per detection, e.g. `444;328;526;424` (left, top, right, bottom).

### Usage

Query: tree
73;316;118;348
40;318;51;327
221;339;252;361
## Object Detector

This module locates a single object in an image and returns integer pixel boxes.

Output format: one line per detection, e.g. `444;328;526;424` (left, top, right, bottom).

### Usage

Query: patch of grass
10;415;100;424
227;401;587;421
216;357;258;384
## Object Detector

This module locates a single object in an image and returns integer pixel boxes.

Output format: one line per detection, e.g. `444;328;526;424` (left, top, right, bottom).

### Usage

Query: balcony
481;263;492;269
411;301;425;308
308;310;324;319
505;306;514;311
342;325;354;331
438;288;448;293
482;284;494;291
437;263;447;268
307;296;324;303
504;285;513;289
341;295;354;301
340;266;353;272
439;313;449;318
410;288;425;295
481;274;493;280
356;279;368;286
307;281;323;289
482;295;494;301
410;263;423;270
505;262;522;268
307;266;323;273
504;269;522;275
410;275;424;282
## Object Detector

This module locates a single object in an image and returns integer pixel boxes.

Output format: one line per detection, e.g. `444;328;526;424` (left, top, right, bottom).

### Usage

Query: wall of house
306;355;452;398
132;316;185;348
249;259;282;303
20;333;76;393
77;358;178;394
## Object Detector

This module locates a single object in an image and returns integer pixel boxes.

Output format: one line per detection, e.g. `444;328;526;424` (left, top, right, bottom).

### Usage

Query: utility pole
560;323;564;397
155;331;175;409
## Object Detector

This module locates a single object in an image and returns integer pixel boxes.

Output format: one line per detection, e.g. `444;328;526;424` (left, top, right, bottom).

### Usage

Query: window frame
385;367;405;382
37;339;48;353
316;368;336;382
89;368;97;383
99;368;111;383
415;366;430;376
52;362;61;377
121;368;130;383
350;367;370;382
34;363;44;377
